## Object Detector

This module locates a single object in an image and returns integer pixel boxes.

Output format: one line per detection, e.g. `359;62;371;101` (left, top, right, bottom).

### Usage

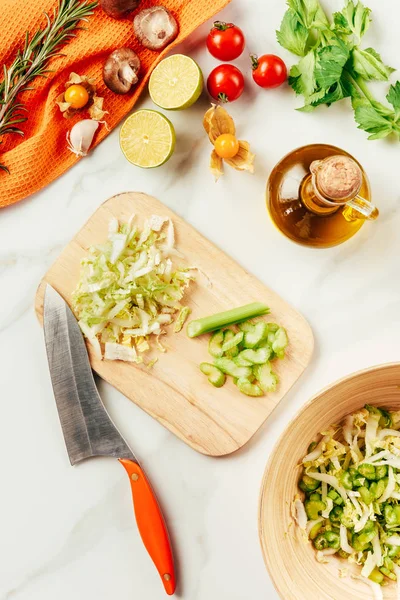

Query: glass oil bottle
266;144;378;248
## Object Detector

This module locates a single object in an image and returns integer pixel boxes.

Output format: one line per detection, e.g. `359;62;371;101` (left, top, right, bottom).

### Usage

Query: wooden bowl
259;363;400;600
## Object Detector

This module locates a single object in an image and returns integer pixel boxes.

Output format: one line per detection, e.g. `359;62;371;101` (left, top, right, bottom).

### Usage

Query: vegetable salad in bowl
294;405;400;596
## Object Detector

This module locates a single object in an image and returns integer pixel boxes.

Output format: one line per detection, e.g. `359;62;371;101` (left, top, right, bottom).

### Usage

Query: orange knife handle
119;459;176;595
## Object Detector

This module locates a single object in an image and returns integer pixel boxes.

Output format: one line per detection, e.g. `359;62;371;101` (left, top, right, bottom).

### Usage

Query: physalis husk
203;105;255;181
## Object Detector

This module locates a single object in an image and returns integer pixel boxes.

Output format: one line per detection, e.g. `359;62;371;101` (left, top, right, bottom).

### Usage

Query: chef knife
43;284;176;595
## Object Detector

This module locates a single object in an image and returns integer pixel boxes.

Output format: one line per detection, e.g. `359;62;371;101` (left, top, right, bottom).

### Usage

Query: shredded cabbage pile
294;405;400;596
72;214;195;362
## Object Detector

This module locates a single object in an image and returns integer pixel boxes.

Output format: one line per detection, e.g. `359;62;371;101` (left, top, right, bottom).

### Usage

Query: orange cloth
0;0;231;208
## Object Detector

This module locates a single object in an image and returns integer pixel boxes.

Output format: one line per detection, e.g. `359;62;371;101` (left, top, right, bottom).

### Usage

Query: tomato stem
217;92;229;103
213;20;232;31
250;54;259;70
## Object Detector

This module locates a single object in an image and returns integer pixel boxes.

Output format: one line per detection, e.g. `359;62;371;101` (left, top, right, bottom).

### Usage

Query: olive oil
266;144;375;248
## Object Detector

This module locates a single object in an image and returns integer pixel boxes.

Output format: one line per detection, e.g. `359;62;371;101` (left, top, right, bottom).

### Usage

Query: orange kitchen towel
0;0;231;208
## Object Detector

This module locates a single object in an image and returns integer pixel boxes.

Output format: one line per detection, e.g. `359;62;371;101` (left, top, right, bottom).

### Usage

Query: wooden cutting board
35;192;313;456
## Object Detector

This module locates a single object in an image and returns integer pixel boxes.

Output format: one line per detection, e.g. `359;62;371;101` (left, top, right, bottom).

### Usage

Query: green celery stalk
187;303;270;338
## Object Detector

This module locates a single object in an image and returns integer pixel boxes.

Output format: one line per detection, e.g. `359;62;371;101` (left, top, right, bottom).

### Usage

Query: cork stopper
310;155;362;202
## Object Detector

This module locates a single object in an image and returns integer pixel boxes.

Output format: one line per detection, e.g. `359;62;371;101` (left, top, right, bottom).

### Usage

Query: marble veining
1;0;400;598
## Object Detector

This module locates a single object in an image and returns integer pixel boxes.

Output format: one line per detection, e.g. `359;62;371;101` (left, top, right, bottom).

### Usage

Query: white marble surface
1;1;400;598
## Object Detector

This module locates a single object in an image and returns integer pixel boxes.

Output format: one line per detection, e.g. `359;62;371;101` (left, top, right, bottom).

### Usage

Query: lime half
149;54;203;110
120;109;175;168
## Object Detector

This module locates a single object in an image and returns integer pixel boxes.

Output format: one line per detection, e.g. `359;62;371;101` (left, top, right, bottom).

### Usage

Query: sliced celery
214;357;252;379
262;322;278;346
243;322;268;348
238;321;256;333
208;330;224;358
255;339;273;353
272;327;288;358
195;311;285;399
235;372;256;383
200;363;226;387
234;354;253;367
222;331;243;353
254;363;278;392
236;377;263;397
222;330;241;358
239;347;271;365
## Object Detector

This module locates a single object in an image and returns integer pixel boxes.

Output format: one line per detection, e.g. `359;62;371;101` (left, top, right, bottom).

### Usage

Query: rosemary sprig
0;0;98;173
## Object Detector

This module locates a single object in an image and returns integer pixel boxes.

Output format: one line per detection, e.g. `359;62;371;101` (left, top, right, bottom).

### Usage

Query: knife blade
43;284;135;465
43;284;176;595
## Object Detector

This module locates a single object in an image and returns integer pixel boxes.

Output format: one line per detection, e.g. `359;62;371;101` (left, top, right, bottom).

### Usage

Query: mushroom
133;6;178;51
103;48;141;94
101;0;140;19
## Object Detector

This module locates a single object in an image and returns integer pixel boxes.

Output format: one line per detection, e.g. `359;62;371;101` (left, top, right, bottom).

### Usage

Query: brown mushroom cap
101;0;140;19
133;6;178;51
103;48;141;94
311;156;362;202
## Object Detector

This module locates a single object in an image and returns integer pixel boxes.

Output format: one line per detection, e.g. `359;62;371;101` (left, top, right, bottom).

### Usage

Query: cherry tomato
207;65;244;103
214;134;239;159
251;54;287;89
207;21;245;61
64;84;89;109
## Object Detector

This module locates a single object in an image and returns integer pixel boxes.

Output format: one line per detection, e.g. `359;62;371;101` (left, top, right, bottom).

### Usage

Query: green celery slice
208;330;224;358
254;363;278;392
256;339;273;353
235;372;256;383
234;354;253;367
236;377;263;397
200;362;226;387
272;327;288;358
222;331;243;352
243;322;268;348
238;321;256;333
239;347;271;365
214;357;252;379
222;329;240;358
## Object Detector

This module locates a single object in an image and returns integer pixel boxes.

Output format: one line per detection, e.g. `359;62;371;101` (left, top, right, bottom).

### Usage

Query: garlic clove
67;119;99;157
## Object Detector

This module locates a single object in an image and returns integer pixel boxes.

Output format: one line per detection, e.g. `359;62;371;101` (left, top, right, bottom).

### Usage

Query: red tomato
207;21;245;61
251;54;287;88
207;65;244;103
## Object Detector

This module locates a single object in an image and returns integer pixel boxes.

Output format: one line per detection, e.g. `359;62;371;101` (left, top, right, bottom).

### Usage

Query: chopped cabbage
307;472;348;503
292;496;307;530
379;466;396;503
340;524;354;555
104;342;137;362
72;215;195;360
